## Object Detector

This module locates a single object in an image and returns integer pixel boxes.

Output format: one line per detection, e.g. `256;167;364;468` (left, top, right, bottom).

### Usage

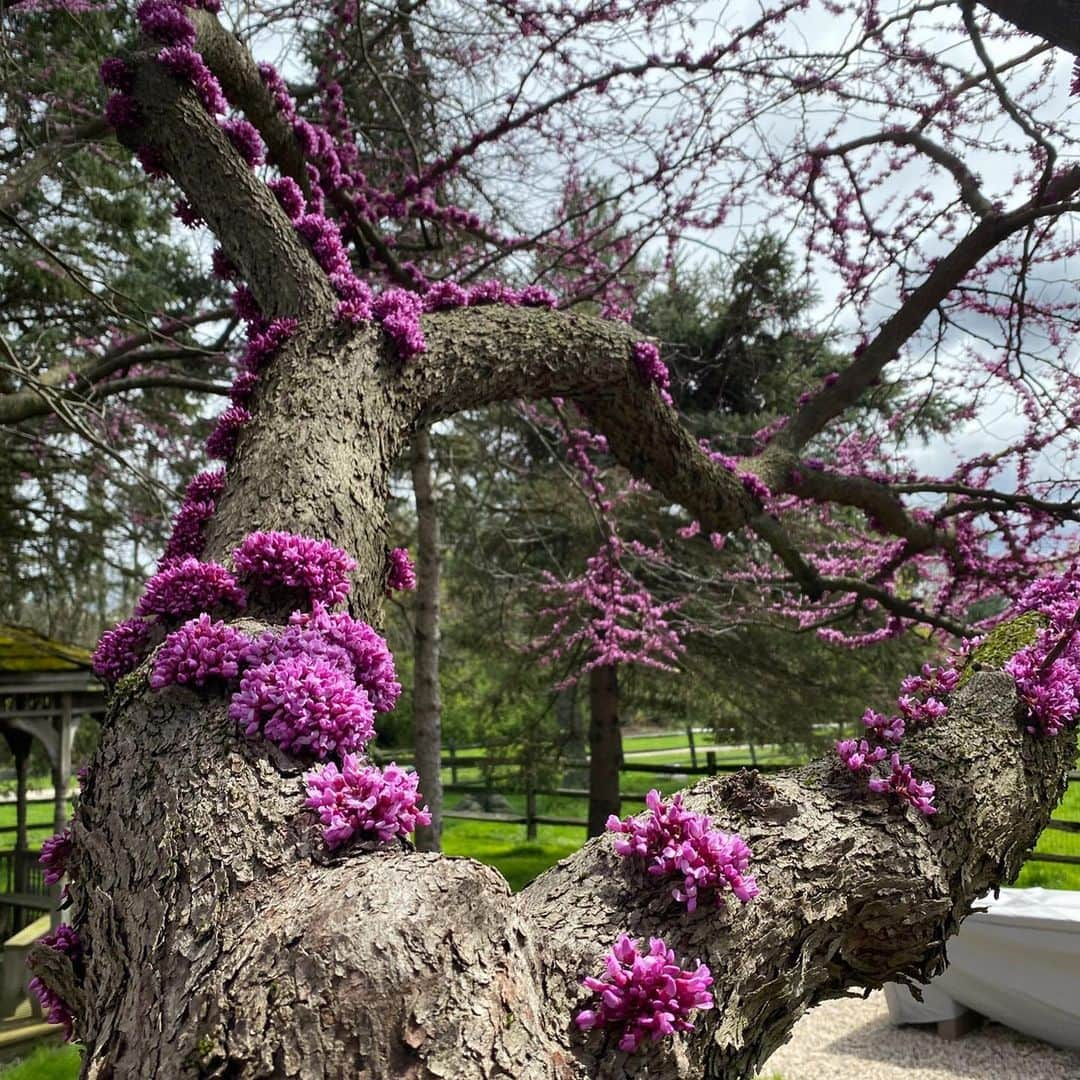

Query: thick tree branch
189;11;411;284
125;53;335;319
519;670;1073;1077
402;306;755;537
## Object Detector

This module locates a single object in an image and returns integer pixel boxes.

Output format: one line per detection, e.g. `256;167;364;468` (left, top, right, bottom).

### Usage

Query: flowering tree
7;0;1080;1075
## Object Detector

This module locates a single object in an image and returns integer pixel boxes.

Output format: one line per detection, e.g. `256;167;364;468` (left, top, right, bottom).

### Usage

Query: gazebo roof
0;625;102;698
0;625;93;674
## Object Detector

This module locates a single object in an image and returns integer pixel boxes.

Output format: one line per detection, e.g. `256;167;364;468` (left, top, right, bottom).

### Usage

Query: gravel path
760;992;1080;1080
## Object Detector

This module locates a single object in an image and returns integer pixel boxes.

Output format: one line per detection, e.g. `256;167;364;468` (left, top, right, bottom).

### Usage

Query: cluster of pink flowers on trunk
123;534;426;845
28;925;81;1037
304;757;431;846
607;790;758;912
574;935;714;1052
1005;576;1080;737
835;665;951;816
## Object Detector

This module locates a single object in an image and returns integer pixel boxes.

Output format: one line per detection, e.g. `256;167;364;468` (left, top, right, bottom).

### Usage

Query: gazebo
0;624;105;935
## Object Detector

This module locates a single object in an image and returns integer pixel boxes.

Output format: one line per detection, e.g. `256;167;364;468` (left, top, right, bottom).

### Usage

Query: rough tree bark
588;664;622;837
410;425;443;852
29;17;1078;1079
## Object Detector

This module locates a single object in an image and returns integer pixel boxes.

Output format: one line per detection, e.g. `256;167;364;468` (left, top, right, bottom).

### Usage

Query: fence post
525;762;537;841
686;723;697;769
449;741;458;785
706;750;716;774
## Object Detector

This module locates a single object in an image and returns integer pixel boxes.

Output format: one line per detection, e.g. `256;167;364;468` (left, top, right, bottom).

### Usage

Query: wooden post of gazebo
0;730;32;907
52;693;72;836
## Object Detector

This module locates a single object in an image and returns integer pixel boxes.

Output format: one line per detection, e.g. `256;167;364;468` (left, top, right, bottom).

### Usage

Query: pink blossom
92;617;152;681
280;604;401;712
149;615;251;689
28;925;81;1039
135;557;245;620
228;655;374;758
868;752;937;815
304;757;431;846
387;547;416;592
607;790;758;911
574;934;713;1052
40;829;72;886
232;532;356;609
205;405;253;460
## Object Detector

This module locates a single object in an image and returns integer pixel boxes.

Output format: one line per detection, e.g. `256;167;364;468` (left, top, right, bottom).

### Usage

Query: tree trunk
411;425;443;852
588;664;622;837
39;48;1080;1068
42;652;1074;1079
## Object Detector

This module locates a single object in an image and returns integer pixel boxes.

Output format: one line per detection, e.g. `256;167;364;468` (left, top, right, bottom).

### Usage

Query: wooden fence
374;743;1080;868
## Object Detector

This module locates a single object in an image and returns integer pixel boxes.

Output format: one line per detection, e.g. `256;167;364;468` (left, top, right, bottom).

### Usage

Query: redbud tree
6;0;1080;1075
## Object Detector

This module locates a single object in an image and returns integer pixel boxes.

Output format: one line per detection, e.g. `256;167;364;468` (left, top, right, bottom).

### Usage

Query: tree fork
56;646;1071;1077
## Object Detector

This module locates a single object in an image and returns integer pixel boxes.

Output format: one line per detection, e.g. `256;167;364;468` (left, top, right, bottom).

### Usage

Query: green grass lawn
0;800;71;852
0;1044;80;1079
1010;774;1080;889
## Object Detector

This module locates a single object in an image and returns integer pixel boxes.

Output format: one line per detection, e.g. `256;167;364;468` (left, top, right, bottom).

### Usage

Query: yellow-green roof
0;625;93;674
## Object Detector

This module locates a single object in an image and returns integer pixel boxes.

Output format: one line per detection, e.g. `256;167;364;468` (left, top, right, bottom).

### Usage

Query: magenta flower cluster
304;756;431;846
837;737;887;775
205;405;253;460
91;617;152;681
710;451;772;503
28;925;81;1039
607;790;758;912
228;655;375;758
149;614;252;689
898;663;959;727
160;468;226;564
135;556;245;620
835;655;956;815
631;340;673;405
868;753;937;815
574;934;714;1052
39;828;72;887
232;531;357;608
386;547;416;592
274;604;402;713
1003;576;1080;737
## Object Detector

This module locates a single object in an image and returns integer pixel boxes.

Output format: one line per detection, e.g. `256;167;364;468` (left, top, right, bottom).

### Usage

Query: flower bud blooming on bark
304;757;431;846
574;934;714;1052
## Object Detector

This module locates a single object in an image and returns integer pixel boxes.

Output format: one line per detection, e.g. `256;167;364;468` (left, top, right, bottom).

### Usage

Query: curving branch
0;306;233;427
124;49;335;319
189;11;411;284
823;130;994;218
780;187;1080;453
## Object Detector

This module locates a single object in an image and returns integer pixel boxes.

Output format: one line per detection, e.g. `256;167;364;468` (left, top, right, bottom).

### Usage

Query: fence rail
428;746;1080;867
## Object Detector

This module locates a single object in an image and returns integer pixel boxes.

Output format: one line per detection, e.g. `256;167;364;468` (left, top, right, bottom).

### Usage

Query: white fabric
884;888;1080;1048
